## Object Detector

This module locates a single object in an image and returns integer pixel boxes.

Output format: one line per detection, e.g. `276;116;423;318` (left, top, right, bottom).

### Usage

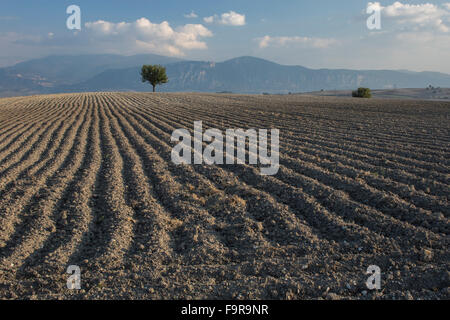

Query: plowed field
0;92;448;299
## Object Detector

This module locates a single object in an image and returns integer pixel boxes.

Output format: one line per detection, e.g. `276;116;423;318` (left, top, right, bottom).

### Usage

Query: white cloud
220;11;246;26
257;35;339;49
184;11;198;19
84;18;212;56
369;1;450;32
203;15;216;24
394;31;450;52
204;11;246;26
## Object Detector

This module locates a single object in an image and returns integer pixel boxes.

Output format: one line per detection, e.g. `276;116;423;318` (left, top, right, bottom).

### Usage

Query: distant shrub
352;87;372;98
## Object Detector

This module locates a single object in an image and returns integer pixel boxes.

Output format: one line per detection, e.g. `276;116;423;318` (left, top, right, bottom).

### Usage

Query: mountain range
1;54;450;97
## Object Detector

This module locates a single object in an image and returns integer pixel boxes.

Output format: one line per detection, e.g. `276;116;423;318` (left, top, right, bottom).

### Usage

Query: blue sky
1;0;450;72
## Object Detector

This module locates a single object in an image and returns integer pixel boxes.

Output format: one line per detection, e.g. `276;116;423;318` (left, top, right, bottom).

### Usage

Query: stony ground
0;92;448;300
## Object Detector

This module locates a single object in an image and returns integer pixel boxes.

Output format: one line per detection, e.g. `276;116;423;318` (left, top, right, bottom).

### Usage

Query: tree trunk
152;85;156;92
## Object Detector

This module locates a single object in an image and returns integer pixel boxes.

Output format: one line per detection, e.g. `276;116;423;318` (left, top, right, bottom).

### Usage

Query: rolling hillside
1;55;450;97
0;54;182;97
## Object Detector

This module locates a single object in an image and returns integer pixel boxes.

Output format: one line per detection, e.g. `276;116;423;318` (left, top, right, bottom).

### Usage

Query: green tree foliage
141;65;168;92
352;87;372;98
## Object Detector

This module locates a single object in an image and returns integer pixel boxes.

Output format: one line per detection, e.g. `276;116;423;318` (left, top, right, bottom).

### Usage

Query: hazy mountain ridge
0;54;181;97
1;55;450;97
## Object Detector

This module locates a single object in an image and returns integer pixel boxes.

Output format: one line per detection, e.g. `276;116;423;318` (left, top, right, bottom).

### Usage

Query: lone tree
352;87;372;98
141;65;168;92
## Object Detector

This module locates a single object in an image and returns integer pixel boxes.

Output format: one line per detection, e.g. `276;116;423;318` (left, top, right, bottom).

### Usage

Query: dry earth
0;92;448;300
306;88;450;101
